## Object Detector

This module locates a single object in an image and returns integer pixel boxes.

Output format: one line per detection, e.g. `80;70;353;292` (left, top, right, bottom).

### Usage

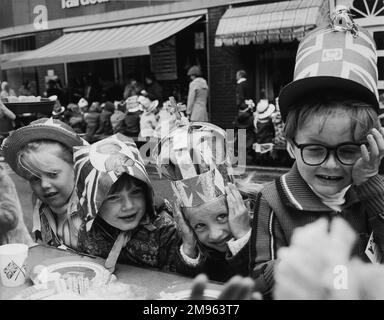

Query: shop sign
61;0;110;9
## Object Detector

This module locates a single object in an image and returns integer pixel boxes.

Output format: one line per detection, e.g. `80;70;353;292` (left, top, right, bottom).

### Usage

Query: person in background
0;164;33;246
152;100;178;139
83;73;101;105
139;96;158;138
0;81;16;101
253;98;275;165
0;101;16;138
95;101;115;139
18;80;33;96
51;100;66;122
236;70;251;111
46;79;64;103
123;79;143;100
114;96;142;137
233;100;256;164
111;101;127;132
83;102;101;143
142;73;163;105
186;65;209;122
66;103;85;134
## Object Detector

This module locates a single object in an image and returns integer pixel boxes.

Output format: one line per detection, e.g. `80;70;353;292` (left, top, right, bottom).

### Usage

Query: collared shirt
32;197;82;250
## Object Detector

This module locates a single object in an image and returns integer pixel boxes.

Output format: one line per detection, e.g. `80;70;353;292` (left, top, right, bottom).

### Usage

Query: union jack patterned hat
279;6;380;121
154;122;233;208
72;133;152;230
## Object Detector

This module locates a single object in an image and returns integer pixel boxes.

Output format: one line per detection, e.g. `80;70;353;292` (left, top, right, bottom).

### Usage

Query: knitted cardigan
250;163;384;299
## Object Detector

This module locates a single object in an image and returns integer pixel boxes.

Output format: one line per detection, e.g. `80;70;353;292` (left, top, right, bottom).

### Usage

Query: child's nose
40;177;52;189
121;197;134;211
208;226;224;241
322;151;339;168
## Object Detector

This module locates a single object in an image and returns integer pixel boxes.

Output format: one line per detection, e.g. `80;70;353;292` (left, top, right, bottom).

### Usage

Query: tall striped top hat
153;122;233;208
279;5;380;121
72;133;152;230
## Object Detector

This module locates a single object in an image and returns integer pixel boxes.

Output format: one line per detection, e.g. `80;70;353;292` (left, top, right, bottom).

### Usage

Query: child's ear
286;141;296;159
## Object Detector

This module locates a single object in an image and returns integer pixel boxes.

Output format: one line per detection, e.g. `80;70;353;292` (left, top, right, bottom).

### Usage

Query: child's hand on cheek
173;201;198;258
352;128;384;186
226;183;251;240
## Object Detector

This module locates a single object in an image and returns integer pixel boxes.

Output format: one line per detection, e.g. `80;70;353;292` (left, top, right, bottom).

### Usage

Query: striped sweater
250;163;384;298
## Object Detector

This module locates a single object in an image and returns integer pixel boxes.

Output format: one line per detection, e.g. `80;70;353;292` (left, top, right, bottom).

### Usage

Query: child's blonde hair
284;93;381;143
17;140;73;179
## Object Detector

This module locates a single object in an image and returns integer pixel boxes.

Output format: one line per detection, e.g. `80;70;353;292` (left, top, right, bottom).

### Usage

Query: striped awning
215;0;329;46
2;15;201;70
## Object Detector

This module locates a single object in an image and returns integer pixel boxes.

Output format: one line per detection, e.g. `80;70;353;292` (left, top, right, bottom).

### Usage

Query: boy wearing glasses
250;6;384;298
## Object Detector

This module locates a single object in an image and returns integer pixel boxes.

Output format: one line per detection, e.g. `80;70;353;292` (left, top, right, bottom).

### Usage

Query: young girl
2;118;87;249
155;122;261;282
73;133;179;273
251;6;384;298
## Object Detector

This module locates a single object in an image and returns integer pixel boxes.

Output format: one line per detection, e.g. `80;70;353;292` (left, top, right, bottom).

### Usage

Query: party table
0;244;204;300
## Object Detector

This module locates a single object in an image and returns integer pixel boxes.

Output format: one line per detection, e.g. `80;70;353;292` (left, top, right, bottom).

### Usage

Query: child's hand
352;128;384;186
173;201;197;258
226;183;251;240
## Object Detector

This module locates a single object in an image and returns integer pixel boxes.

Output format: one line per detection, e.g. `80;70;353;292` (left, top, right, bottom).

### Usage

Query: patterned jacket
77;209;179;272
250;163;384;298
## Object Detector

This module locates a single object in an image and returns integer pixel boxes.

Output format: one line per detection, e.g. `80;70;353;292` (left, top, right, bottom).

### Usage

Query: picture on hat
89;134;146;180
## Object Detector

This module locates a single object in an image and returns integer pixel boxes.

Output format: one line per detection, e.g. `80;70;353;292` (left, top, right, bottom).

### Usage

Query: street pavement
3;161;289;235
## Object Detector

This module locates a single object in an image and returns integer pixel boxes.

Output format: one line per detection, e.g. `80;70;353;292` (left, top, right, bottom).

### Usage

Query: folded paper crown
154;122;233;208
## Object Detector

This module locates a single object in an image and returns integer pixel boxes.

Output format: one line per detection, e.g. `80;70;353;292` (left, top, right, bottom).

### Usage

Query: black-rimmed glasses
291;139;363;166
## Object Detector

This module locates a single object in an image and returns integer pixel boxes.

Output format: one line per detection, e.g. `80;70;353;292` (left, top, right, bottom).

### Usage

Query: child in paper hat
73;133;179;273
155;122;261;282
114;96;142;137
251;6;384;299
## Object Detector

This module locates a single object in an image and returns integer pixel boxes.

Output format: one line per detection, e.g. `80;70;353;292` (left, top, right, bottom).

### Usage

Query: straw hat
256;99;275;120
2;118;86;178
78;98;88;109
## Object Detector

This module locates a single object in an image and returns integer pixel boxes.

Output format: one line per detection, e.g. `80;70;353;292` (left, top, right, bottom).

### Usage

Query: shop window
194;32;205;50
1;35;36;54
378;56;384;80
374;31;384;50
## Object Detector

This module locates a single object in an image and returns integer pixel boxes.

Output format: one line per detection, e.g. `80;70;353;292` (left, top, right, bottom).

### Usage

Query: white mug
0;244;28;287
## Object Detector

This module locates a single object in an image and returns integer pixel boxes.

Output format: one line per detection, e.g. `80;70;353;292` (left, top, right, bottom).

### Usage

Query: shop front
210;0;330;128
2;11;208;106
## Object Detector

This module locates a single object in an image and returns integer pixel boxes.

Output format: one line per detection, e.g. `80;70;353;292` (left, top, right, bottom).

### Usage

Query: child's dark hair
284;92;381;143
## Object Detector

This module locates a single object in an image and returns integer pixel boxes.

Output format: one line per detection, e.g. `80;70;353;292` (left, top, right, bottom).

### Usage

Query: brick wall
35;30;65;96
208;6;244;129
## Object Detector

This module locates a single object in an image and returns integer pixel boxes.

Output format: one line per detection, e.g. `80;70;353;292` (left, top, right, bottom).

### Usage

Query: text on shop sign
62;0;109;9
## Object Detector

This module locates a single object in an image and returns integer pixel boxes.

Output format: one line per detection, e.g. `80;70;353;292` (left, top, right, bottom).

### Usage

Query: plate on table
12;256;111;300
158;282;223;300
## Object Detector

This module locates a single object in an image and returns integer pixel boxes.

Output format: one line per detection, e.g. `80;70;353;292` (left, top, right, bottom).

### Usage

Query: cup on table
0;243;28;287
